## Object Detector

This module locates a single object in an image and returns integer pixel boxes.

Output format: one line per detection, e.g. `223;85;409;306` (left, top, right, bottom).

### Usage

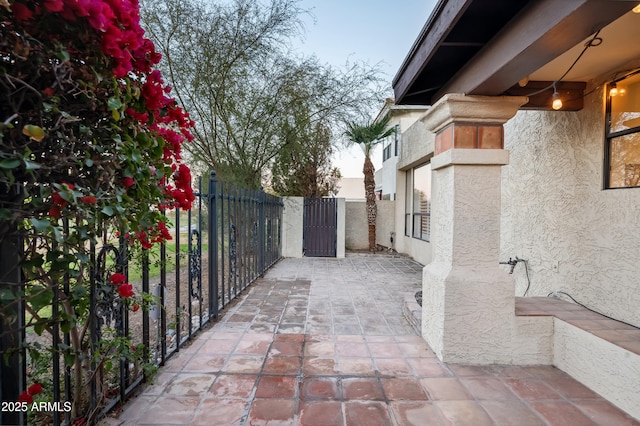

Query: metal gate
0;171;282;426
303;197;337;257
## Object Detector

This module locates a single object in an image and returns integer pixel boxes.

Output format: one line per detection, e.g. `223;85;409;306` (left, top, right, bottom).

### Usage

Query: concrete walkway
110;254;638;425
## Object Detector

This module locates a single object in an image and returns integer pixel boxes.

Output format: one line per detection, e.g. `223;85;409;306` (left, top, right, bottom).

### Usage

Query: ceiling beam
392;0;472;104
436;0;634;101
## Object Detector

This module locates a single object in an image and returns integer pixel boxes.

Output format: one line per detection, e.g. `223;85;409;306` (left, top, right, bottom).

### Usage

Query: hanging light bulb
552;85;563;110
518;76;529;87
610;83;619;97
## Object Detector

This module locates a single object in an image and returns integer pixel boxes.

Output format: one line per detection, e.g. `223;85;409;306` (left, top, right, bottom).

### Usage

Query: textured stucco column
282;197;304;257
421;94;529;364
336;198;346;258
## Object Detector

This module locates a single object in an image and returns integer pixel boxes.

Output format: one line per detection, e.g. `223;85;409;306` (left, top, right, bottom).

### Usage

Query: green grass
127;240;209;281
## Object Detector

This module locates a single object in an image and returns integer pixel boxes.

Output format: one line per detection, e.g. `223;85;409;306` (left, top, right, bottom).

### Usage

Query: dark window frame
604;70;640;189
411;162;431;242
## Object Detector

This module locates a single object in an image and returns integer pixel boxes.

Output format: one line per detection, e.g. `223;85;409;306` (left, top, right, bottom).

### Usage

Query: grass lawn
126;239;209;282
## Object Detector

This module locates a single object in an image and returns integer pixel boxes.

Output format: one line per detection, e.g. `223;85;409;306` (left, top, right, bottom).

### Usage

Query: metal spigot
499;257;518;274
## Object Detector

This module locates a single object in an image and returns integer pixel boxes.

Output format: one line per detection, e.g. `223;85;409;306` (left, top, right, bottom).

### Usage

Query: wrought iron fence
0;171;282;425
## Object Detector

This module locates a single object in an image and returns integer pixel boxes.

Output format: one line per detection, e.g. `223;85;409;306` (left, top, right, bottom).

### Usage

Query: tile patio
106;254;639;425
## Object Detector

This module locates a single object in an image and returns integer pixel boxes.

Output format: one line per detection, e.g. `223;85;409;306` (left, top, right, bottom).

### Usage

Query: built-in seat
516;297;640;419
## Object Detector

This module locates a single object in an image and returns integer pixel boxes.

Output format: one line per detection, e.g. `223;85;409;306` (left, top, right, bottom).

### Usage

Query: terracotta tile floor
107;255;639;425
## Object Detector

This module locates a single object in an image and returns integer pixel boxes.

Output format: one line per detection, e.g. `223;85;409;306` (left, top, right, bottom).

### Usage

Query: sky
290;0;437;177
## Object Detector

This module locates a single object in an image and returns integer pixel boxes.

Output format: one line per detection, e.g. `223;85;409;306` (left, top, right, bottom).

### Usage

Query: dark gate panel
303;198;337;257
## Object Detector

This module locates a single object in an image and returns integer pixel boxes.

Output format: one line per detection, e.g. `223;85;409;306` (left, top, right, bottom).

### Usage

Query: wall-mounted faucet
499;257;518;274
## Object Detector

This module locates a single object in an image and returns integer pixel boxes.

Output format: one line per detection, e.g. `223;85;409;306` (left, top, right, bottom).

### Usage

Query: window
404;164;432;240
394;124;400;156
383;144;392;162
605;70;640;188
404;171;411;236
412;163;431;241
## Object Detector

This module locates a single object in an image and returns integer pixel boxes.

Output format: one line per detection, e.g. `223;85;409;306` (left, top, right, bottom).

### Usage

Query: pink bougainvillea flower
117;283;135;298
49;206;62;218
121;177;135;189
109;273;127;285
18;390;33;404
80;195;97;204
51;191;67;207
12;3;33;21
27;383;43;395
43;0;64;13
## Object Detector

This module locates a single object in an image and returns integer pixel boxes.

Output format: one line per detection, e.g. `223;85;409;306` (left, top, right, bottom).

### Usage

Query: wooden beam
392;0;472;104
504;81;587;111
438;0;633;99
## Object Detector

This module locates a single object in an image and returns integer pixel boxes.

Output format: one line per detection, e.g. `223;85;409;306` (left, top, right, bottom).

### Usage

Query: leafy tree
344;116;395;251
1;0;193;422
140;0;385;188
271;120;341;197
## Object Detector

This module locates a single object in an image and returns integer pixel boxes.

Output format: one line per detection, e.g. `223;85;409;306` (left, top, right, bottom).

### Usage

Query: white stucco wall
344;200;395;250
398;115;434;170
553;319;640;419
502;86;640;327
336;198;345;258
281;197;304;257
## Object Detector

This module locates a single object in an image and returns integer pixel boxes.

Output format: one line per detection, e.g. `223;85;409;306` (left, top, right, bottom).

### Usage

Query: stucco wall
398;116;434;170
345;200;395;250
502;86;640;327
281;197;304;257
553;319;640;419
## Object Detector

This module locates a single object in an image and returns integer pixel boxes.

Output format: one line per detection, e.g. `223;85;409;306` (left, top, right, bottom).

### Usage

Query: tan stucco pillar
420;94;530;364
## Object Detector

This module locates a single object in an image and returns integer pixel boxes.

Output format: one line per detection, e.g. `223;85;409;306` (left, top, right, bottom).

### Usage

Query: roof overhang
393;0;638;108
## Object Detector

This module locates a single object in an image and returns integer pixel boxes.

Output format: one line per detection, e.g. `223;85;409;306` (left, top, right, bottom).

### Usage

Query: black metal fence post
258;189;266;275
0;232;26;426
0;170;285;424
208;171;219;318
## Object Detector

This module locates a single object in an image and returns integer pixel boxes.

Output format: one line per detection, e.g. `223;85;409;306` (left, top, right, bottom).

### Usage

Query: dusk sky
292;0;438;177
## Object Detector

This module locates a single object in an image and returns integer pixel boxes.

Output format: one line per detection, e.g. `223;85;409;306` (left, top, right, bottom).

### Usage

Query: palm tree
344;116;395;252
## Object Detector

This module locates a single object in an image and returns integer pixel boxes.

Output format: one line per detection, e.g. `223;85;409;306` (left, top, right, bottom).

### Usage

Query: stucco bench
516;296;640;419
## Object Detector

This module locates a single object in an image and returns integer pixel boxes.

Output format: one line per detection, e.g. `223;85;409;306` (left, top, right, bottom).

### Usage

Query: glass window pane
610;73;640;134
405;171;412;212
413;214;421;239
404;213;409;236
413;163;431;215
609;133;640;188
411;163;431;241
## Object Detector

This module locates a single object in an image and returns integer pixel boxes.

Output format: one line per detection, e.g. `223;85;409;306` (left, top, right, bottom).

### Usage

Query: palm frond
343;115;395;158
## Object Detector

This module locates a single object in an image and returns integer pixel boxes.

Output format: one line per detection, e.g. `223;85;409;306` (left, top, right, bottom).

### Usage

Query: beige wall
502;85;640;327
281;197;304;257
398;115;434;170
345;200;395;250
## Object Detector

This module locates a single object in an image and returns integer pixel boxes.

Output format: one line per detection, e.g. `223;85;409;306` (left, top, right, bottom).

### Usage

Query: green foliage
344;115;396;158
141;0;387;189
1;0;193;422
271;120;342;197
